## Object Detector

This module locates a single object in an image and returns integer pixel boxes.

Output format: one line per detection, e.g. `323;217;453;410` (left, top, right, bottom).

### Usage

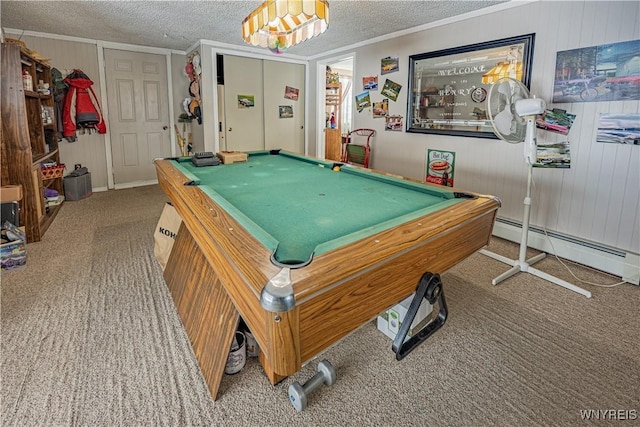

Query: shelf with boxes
1;41;64;243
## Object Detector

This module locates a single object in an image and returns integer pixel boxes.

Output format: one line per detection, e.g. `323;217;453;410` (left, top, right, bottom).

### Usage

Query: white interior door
223;56;264;151
104;49;171;186
263;61;305;154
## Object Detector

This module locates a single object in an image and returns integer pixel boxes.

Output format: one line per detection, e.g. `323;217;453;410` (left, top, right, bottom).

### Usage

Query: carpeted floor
1;185;638;426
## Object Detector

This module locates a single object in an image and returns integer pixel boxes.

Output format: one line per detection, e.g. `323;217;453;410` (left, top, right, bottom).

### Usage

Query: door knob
228;127;232;132
163;125;168;130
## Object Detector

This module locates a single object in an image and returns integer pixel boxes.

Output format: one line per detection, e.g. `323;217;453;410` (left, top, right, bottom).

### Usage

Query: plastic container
22;70;33;92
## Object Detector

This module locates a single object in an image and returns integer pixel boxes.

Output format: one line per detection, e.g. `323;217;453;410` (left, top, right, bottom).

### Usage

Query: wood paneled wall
311;1;639;255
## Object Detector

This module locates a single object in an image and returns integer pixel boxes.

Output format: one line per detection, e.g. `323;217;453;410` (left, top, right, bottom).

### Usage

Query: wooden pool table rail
155;158;499;399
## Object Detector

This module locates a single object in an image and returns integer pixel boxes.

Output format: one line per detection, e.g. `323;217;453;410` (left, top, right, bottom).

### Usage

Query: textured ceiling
2;1;507;58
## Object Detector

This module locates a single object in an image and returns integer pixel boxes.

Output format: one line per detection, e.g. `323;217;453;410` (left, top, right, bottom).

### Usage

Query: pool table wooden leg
164;222;240;400
258;349;287;385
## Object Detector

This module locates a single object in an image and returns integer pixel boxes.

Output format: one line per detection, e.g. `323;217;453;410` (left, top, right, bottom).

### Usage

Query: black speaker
1;202;19;227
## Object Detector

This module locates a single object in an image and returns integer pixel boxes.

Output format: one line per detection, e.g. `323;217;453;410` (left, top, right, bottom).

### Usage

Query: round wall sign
471;87;487;103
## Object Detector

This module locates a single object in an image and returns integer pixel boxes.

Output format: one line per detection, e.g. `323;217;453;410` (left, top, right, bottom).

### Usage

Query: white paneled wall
311;1;639;263
14;35;110;189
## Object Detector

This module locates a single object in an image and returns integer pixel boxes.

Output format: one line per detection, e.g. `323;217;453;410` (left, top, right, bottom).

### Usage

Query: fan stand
479;116;592;298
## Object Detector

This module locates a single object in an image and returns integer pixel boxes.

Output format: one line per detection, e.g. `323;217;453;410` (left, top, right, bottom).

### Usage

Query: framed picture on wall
553;39;640;103
406;34;535;138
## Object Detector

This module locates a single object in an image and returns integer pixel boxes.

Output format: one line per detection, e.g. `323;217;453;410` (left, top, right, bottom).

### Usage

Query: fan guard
487;77;530;144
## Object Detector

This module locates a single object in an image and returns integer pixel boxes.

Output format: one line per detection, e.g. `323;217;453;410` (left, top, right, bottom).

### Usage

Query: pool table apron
155;159;499;400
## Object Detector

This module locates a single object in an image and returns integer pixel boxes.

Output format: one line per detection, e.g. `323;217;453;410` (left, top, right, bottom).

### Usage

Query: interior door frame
315;52;356;160
97;41;176;189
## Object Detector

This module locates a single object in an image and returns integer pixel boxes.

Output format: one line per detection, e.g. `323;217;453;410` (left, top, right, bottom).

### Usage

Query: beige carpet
1;185;638;426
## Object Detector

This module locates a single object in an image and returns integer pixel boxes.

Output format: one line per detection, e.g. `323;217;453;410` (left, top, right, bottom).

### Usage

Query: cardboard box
377;294;434;341
64;173;92;201
1;225;26;271
217;151;248;164
0;185;23;203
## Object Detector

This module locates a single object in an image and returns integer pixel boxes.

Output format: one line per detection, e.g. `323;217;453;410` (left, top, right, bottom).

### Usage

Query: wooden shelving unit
324;83;342;161
1;42;64;243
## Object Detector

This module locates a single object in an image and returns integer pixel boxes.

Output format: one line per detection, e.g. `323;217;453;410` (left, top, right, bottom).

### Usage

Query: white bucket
225;331;246;375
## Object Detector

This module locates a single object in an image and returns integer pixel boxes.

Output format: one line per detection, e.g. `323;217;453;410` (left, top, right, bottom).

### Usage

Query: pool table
155;150;499;400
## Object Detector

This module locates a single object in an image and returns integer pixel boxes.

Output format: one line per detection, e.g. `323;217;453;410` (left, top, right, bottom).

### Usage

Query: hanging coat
51;68;68;141
62;69;107;142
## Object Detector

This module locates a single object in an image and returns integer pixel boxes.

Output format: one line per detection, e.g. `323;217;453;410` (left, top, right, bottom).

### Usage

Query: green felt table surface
173;151;464;266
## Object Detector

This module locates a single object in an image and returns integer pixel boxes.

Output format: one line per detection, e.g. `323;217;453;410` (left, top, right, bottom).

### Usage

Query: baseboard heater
491;217;640;286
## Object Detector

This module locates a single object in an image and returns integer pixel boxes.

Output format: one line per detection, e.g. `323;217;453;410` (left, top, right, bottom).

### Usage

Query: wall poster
279;105;293;118
363;76;378;90
284;86;299;100
381;56;399;75
385;115;403;131
597;113;640;145
407;34;535;138
237;95;255;108
553;39;640;103
355;91;371;112
534;142;571;168
426;149;455;187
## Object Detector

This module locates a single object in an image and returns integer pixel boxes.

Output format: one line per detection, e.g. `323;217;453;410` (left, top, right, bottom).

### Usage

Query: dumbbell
288;359;336;412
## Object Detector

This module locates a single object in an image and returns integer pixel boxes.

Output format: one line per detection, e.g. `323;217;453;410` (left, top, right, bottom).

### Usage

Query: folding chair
341;129;375;168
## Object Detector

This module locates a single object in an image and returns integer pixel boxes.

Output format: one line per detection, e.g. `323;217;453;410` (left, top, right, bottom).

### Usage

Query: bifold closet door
263;61;305;154
223;56;265;152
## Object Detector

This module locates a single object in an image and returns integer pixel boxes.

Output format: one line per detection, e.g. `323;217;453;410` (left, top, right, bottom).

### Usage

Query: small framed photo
284;86;299;100
279;105;293;118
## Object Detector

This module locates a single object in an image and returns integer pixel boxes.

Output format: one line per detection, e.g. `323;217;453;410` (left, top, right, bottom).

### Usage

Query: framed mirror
406;34;535;138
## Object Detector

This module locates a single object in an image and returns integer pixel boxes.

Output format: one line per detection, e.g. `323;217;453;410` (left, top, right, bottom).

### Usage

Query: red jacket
62;69;106;141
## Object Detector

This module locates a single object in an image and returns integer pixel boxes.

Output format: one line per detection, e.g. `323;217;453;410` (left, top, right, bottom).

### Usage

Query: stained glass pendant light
242;0;329;54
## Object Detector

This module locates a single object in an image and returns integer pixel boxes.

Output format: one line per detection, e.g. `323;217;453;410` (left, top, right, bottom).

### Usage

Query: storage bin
63;173;92;201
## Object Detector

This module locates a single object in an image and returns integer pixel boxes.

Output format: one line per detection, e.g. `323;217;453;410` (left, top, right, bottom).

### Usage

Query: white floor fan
479;77;591;298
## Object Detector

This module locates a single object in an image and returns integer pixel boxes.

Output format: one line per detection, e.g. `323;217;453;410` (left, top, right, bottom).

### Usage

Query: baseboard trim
492;217;640;286
113;180;159;190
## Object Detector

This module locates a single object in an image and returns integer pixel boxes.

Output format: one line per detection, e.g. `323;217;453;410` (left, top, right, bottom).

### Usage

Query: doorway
104;49;172;188
317;55;354;160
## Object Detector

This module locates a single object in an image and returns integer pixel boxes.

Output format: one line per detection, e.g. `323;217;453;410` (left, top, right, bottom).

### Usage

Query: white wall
14;35;109;189
9;33;187;189
171;52;190;153
308;1;640;260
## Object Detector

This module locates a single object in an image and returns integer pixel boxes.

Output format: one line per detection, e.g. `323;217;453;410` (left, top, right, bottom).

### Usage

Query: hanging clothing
51;68;68;141
62;69;107;142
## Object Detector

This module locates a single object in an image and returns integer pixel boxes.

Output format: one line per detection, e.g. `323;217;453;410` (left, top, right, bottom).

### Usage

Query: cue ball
332;166;340;172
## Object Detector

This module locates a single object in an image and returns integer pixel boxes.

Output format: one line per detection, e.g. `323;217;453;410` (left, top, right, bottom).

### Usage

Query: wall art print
553;39;640;103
